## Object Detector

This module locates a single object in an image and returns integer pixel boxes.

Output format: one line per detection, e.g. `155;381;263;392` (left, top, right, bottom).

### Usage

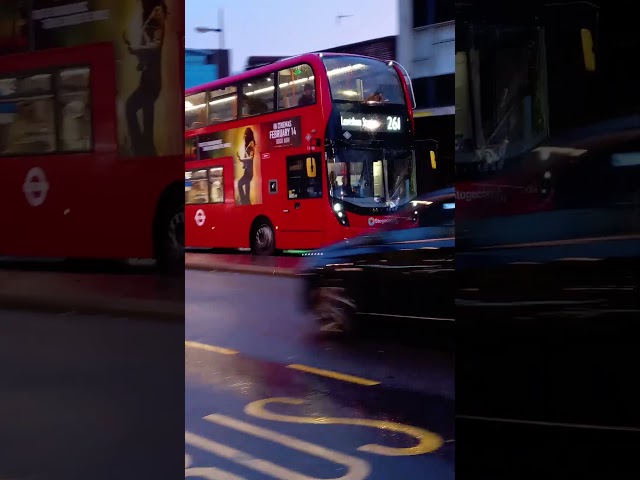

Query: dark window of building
413;0;454;28
412;74;454;109
413;0;428;28
320;37;396;62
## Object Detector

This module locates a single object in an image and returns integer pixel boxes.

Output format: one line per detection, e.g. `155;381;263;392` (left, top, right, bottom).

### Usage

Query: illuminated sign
263;116;302;149
340;114;404;133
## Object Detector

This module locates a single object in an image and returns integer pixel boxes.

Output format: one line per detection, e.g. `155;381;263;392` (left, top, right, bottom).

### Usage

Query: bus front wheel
250;217;275;256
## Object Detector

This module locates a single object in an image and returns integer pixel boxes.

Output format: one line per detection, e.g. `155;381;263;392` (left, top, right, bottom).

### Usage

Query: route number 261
386;116;401;131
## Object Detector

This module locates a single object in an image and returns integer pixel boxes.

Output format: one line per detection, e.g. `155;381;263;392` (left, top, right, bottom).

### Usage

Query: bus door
279;152;325;249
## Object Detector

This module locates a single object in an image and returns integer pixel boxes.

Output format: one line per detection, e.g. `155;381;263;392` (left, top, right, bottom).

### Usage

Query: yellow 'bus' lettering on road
185;453;247;479
187;418;371;480
244;397;444;456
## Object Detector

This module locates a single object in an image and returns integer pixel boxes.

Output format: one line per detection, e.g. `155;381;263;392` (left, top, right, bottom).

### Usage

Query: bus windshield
327;146;417;209
322;55;406;105
456;24;549;167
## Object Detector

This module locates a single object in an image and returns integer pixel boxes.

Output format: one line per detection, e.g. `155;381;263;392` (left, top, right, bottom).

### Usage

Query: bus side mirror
581;28;596;72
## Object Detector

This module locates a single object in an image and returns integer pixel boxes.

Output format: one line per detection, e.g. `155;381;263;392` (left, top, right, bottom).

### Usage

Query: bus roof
185;52;394;95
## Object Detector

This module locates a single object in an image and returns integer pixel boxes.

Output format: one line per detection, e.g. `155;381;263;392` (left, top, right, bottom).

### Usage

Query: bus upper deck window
277;64;315;110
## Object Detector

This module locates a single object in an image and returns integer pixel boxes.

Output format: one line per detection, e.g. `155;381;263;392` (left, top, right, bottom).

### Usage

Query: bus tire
154;195;184;275
250;217;275;256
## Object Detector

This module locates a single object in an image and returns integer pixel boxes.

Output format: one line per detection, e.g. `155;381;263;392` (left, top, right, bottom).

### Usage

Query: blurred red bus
185;53;428;254
455;3;640;221
0;43;184;270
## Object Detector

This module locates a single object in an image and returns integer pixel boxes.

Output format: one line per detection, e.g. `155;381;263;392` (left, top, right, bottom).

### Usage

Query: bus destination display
340;113;404;133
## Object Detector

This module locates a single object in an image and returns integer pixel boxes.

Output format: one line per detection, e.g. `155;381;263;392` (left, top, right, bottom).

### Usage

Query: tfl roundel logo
367;217;375;227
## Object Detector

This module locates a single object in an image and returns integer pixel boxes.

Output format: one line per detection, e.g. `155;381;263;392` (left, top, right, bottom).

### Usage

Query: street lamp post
194;9;225;50
194;10;227;77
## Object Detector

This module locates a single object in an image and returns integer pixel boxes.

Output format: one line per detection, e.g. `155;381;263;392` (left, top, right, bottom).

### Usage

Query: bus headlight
332;201;349;226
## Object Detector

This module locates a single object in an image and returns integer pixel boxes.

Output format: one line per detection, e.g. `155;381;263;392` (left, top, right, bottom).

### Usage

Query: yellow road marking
185;341;239;355
188;417;371;480
245;397;444;456
185;453;247;480
287;364;380;386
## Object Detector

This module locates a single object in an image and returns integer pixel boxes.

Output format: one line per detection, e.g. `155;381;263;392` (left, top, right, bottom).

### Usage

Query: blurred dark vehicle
456;0;640;476
301;188;454;335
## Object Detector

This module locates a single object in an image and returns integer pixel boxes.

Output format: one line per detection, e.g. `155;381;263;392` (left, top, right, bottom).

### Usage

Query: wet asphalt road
0;308;184;480
185;270;455;479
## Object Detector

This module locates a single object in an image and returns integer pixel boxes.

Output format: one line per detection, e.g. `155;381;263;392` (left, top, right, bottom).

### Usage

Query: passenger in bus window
338;177;353;196
236;127;256;204
329;171;338;194
365;91;384;103
298;83;314;107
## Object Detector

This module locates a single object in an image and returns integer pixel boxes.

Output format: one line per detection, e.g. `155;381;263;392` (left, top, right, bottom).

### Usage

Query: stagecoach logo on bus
22;167;50;207
368;217;397;227
263;116;301;149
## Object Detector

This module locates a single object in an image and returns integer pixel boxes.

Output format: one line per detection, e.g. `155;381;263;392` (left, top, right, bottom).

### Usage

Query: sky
185;0;399;73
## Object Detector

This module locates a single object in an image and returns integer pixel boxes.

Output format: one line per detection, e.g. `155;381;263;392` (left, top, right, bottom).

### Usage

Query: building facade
244;36;397;71
397;0;455;189
185;48;230;89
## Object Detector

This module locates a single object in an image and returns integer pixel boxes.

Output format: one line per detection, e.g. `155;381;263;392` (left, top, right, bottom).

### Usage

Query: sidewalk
0;254;302;318
185;253;303;277
0;269;184;320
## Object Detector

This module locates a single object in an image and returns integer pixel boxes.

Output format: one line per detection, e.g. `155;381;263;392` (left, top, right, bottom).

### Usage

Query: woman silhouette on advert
236;127;256;205
122;0;168;156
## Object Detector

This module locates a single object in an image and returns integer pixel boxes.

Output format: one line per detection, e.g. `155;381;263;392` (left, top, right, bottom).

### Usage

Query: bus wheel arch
153;181;184;274
250;215;276;256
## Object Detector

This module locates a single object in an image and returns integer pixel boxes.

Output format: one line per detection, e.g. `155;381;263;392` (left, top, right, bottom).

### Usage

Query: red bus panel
0;42;183;261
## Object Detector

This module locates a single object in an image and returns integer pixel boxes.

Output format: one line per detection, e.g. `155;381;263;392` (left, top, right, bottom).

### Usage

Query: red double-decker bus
0;42;184;270
185;53;423;254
